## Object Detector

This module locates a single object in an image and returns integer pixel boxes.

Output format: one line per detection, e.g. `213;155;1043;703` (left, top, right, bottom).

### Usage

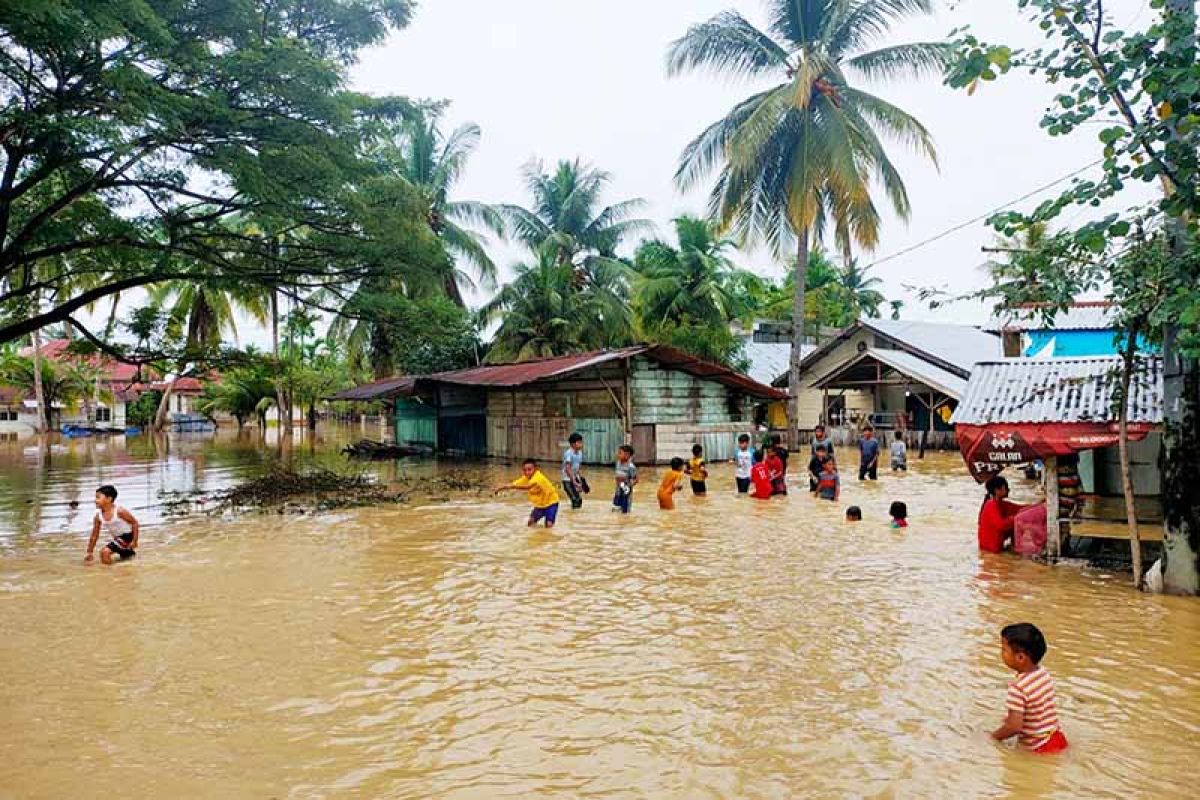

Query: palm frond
666;10;789;79
844;41;953;81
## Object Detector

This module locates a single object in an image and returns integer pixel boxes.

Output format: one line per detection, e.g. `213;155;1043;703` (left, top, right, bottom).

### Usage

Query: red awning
956;422;1156;483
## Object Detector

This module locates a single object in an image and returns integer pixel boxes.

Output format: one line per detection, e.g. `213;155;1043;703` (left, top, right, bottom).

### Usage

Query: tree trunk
91;372;100;426
30;322;46;433
788;229;810;449
1117;330;1143;588
153;379;176;431
270;287;293;442
1162;0;1200;594
307;402;317;431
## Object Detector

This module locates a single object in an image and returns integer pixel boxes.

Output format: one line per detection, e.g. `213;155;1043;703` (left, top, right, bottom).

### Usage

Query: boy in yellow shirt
494;458;561;527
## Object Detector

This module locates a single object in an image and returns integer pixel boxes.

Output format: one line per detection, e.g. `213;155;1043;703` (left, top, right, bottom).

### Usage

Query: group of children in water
497;424;913;530
83;425;1066;756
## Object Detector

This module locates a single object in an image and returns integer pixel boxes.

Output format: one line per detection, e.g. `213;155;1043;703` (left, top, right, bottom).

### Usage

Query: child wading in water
561;432;589;510
734;434;753;494
750;450;774;499
890;431;908;472
494;458;561;528
612;444;638;513
992;622;1068;754
85;484;139;564
685;444;708;495
816;458;840;501
658;457;686;509
889;501;908;528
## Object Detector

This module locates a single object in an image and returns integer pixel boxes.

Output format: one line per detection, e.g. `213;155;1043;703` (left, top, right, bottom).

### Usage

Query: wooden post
822;387;829;427
1045;455;1060;561
622;357;633;445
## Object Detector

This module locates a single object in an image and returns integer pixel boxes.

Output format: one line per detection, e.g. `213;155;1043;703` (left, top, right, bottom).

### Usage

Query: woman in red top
978;476;1026;553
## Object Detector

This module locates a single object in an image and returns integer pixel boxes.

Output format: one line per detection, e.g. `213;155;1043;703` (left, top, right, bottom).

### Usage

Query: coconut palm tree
632;215;751;332
389;107;505;304
479;250;633;362
147;281;269;429
836;259;886;319
668;0;946;436
499;159;653;275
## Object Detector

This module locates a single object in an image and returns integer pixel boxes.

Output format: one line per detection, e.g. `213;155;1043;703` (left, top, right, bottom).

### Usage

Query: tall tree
146;280;268;430
480;251;632;362
835;259;886;320
947;0;1200;592
0;0;423;349
668;0;947;439
499;159;653;276
386;107;505;304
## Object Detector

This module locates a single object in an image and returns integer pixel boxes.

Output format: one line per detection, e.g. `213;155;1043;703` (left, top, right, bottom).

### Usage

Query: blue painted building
987;302;1153;358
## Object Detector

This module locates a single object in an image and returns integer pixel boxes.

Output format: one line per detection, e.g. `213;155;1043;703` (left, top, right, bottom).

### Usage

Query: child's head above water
670;456;685;471
738;433;750;449
568;432;584;451
894;430;903;441
617;444;634;463
692;444;703;457
889;501;907;521
814;424;826;438
845;506;862;522
95;484;118;509
521;458;538;478
1001;622;1047;670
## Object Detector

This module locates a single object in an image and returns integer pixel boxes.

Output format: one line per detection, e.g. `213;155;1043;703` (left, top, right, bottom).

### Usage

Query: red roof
19;339;150;384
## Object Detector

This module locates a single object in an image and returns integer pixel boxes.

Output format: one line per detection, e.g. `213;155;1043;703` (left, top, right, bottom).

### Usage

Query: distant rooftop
985;301;1116;332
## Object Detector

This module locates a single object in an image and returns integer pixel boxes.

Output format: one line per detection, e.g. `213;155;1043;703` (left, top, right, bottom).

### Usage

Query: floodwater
1;431;1197;799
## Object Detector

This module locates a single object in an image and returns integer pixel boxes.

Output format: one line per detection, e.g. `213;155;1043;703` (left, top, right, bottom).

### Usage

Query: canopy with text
956;422;1155;483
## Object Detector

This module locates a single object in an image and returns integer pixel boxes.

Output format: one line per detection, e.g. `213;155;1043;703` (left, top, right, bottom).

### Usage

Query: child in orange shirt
658;457;686;509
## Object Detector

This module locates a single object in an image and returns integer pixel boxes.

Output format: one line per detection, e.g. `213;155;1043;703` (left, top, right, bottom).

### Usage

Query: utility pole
1162;0;1200;594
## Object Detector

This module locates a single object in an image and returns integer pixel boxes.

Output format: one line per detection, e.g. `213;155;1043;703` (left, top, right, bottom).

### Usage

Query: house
3;339;150;432
771;319;1002;446
954;355;1163;557
331;345;787;464
735;321;815;431
986;301;1135;357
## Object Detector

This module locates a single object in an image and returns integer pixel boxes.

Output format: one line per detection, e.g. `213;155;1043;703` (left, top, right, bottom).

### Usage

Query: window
94;407;112;423
0;408;18;422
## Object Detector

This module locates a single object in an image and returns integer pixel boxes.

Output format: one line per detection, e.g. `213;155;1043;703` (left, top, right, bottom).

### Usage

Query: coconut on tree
667;0;947;441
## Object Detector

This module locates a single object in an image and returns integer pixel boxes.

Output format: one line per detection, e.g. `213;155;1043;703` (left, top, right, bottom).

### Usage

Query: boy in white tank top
85;484;140;564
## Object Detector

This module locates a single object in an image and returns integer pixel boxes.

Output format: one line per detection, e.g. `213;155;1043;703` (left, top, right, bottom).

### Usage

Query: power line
863;159;1105;271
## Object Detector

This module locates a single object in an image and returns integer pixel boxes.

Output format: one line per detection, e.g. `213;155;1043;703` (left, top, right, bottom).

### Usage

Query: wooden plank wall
629;357;751;425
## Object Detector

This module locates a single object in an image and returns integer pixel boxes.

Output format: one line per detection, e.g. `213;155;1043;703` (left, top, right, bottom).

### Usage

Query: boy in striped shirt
991;623;1068;753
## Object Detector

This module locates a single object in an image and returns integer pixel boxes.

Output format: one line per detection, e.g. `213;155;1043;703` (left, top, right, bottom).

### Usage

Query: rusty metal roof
328;376;418;402
952;356;1163;425
430;345;787;399
333;346;787;402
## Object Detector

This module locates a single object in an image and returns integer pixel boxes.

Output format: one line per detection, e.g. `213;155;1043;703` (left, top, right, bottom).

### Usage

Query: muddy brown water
1;431;1197;798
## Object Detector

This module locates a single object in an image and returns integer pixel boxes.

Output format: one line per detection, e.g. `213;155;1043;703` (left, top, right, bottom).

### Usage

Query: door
631;424;657;464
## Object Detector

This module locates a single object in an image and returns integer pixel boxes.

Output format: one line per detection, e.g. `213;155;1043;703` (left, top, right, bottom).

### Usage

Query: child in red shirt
978;476;1026;553
750;450;774;499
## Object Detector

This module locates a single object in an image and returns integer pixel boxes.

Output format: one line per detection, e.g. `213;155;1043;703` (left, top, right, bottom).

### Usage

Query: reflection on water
0;433;1197;798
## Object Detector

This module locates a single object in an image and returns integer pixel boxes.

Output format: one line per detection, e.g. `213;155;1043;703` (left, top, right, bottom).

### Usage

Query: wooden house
332;346;786;464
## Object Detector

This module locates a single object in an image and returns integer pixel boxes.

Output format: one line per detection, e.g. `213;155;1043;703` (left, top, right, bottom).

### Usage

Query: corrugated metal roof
328;376;418;401
432;345;786;399
985;302;1116;332
863;319;1002;374
952;356;1163;425
814;348;968;399
333;346;787;403
740;340;814;386
431;347;647;387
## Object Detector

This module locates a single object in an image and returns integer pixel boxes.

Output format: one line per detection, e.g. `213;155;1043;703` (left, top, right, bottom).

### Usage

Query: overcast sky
115;0;1150;350
346;0;1153;325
